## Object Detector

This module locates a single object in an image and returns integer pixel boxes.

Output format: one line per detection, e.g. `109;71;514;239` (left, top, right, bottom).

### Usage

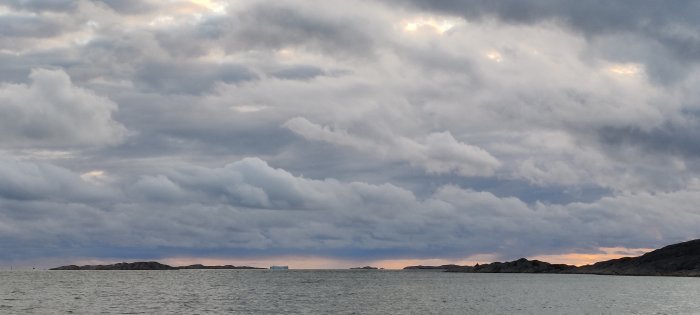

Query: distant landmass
49;239;700;275
50;261;264;270
404;239;700;277
350;266;381;270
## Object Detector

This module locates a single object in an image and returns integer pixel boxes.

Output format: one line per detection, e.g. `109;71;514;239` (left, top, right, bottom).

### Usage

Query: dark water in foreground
1;269;699;314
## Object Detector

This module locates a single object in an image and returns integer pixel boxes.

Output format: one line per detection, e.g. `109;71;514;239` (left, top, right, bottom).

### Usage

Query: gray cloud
134;61;258;95
96;0;157;15
0;69;126;148
284;117;501;177
2;0;700;265
390;0;700;82
3;0;77;13
389;0;700;38
270;65;327;81
0;14;72;38
0;157;111;202
154;0;382;60
598;116;700;159
1;157;698;263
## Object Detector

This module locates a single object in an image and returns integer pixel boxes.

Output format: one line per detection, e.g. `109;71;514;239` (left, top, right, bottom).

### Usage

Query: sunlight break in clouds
486;50;504;62
608;63;643;76
189;0;227;13
402;16;459;34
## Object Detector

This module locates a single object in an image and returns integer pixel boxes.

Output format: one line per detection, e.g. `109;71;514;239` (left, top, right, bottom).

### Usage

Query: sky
1;0;700;269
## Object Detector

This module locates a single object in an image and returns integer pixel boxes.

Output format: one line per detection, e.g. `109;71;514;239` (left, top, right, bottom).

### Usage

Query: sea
1;269;699;314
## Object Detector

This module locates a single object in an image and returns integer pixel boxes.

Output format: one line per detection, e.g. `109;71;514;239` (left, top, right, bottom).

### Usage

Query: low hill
575;239;700;276
50;261;176;270
407;239;700;277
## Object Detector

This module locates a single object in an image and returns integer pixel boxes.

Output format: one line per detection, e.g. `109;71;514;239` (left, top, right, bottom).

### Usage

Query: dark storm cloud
599;118;700;158
270;65;326;81
0;15;72;38
96;0;157;15
4;0;77;13
134;62;258;94
188;1;379;58
147;0;381;61
154;31;211;59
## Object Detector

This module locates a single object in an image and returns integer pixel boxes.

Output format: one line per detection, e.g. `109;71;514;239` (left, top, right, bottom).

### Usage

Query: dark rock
50;265;81;270
575;239;700;276
350;266;379;269
403;264;462;270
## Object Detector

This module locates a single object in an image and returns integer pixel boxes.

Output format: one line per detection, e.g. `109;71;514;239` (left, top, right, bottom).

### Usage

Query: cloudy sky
2;0;700;269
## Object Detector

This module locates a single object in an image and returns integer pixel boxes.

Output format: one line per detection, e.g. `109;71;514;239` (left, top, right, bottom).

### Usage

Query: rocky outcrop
403;264;462;270
50;261;264;270
410;239;700;277
574;239;700;276
50;261;176;270
450;258;576;273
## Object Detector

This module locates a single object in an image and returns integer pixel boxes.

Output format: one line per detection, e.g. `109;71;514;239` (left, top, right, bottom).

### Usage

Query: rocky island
404;239;700;277
403;264;461;270
50;261;264;270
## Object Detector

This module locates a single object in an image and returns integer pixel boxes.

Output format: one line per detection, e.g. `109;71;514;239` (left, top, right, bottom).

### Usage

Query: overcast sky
2;0;700;268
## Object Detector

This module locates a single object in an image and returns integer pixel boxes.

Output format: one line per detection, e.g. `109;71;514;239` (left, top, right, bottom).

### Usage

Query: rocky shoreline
404;239;700;277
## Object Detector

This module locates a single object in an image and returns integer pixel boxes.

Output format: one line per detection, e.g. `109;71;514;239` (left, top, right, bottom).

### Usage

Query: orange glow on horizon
73;247;655;270
531;247;654;266
160;253;501;270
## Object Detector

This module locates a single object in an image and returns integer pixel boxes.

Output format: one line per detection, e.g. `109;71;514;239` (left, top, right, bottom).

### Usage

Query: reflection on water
1;269;698;314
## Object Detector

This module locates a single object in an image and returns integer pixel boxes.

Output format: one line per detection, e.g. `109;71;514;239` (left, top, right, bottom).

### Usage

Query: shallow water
1;269;699;314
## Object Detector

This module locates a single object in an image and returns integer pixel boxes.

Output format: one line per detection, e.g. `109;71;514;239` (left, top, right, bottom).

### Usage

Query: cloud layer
1;0;700;266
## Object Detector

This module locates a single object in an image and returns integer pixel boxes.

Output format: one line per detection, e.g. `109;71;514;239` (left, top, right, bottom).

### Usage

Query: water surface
1;270;698;314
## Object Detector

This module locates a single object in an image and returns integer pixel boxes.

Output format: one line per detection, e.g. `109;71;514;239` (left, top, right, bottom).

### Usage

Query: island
350;266;381;270
403;264;460;270
50;261;264;270
404;238;700;277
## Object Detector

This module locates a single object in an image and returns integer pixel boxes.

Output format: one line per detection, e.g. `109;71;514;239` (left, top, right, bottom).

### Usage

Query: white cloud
284;117;500;176
0;68;126;147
